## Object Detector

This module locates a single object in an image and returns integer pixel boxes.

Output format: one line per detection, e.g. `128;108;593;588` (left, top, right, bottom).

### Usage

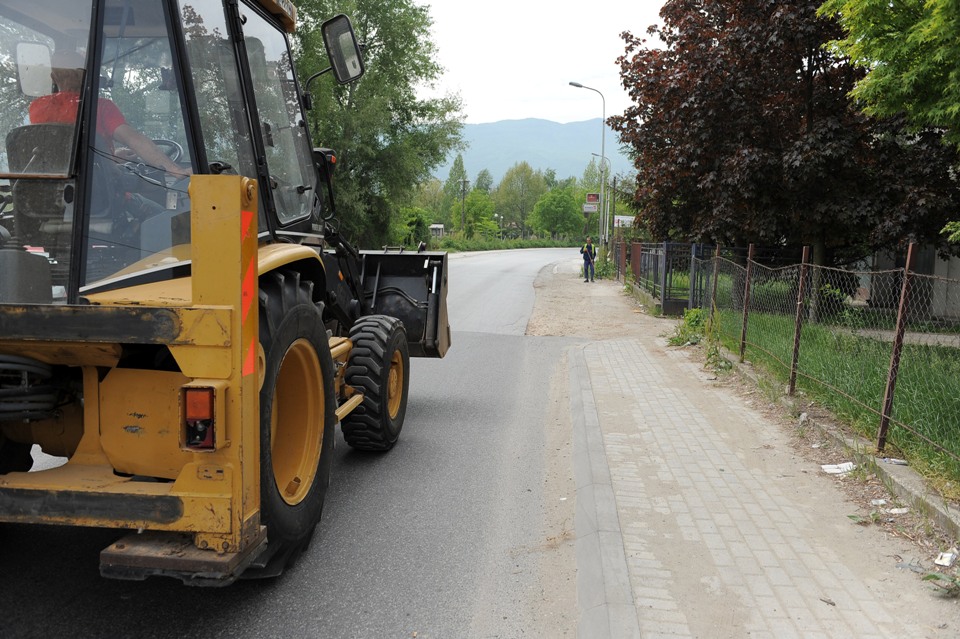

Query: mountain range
433;118;634;185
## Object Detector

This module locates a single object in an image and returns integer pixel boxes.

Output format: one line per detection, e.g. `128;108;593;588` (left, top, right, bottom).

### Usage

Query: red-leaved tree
609;0;960;266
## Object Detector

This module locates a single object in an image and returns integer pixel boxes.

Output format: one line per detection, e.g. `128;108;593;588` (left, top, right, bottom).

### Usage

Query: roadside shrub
669;308;706;345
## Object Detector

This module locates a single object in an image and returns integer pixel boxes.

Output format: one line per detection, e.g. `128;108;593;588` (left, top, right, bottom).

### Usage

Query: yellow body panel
0;176;267;552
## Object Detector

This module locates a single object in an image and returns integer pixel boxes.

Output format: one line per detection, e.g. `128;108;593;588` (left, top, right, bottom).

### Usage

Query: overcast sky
420;0;665;124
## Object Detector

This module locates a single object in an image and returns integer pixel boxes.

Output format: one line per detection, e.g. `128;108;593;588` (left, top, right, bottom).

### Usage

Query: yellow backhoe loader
0;0;449;585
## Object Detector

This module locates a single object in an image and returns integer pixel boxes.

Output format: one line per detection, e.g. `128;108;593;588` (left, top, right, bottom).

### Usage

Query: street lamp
569;81;606;244
592;152;611;244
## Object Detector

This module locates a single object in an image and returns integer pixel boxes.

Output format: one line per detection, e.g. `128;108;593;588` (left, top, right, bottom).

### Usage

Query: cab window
240;5;314;226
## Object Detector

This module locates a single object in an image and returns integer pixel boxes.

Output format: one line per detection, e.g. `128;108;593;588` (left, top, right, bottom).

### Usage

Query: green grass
713;306;960;499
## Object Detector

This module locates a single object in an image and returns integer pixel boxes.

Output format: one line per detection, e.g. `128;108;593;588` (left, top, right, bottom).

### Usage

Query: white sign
582;204;598;213
614;215;634;228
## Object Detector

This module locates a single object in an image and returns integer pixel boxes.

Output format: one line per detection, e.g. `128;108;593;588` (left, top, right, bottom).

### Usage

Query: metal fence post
688;243;698;310
877;242;916;452
788;246;810;396
633;243;641;285
709;245;720;324
620;240;627;283
659;242;668;303
739;243;755;362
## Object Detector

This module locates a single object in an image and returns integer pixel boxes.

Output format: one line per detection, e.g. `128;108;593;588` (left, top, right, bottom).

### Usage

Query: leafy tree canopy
609;0;960;264
530;189;583;240
444;154;469;201
819;0;960;147
473;168;494;193
495;162;547;240
296;0;463;247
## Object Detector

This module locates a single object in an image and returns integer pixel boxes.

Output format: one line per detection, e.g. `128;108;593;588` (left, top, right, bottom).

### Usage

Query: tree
495;162;546;239
443;153;469;231
542;168;558;190
609;0;960;266
530;189;582;239
411;177;445;224
396;206;431;246
295;0;463;247
579;158;601;193
444;154;468;200
819;0;960;245
462;190;494;239
473;169;494;193
819;0;960;146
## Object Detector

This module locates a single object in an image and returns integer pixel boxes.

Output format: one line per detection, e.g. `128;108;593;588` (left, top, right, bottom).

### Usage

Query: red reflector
185;388;214;421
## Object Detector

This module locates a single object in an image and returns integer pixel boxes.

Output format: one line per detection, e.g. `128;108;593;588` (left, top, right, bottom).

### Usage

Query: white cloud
420;0;665;124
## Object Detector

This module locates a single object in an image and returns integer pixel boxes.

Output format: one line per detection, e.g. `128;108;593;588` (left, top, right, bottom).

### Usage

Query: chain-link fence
701;243;960;490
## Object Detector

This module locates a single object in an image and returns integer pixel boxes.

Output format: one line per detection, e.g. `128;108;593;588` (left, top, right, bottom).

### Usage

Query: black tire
257;269;336;563
341;315;410;451
0;437;32;474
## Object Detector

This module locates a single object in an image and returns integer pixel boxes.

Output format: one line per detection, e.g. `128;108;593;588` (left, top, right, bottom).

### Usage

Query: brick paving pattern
579;337;950;639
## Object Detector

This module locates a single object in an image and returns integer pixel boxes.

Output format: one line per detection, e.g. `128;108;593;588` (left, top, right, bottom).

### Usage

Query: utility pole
612;175;616;236
460;178;469;233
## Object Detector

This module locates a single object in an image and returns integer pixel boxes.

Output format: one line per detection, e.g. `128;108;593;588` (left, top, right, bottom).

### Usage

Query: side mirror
320;15;364;85
16;42;52;97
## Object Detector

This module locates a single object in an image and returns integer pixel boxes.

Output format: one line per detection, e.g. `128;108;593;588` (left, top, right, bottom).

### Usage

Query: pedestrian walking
581;237;596;282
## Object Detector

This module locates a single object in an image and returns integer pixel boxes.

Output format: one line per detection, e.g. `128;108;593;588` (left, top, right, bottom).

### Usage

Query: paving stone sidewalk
571;333;960;639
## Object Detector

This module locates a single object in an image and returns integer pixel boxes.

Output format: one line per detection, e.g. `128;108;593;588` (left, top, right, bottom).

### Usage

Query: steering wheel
116;138;185;181
152;139;183;163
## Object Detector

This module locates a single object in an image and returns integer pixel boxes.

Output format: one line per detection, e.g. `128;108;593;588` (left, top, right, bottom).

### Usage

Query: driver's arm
112;124;191;176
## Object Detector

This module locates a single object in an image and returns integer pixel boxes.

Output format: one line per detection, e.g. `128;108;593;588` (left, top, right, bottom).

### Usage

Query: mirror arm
305;67;333;93
303;67;334;111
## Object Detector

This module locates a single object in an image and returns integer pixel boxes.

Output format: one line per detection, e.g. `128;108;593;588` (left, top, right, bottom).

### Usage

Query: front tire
257;270;336;568
341;315;410;451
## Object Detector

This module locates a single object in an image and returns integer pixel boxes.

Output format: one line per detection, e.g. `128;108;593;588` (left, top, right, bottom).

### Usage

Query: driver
29;50;189;176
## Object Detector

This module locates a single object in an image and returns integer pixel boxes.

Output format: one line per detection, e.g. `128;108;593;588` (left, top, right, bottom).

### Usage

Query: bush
668;308;707;345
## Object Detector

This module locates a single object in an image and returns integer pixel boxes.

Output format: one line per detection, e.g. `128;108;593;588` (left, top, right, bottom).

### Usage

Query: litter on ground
821;462;855;475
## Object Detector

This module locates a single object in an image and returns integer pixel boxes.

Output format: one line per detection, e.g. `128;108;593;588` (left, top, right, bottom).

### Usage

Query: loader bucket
360;250;450;358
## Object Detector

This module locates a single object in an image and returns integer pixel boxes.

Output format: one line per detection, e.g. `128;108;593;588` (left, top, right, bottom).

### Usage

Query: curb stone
569;343;642;639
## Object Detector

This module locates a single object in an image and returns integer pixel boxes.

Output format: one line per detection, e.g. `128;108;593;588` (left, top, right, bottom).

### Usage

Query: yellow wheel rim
386;349;404;420
271;338;324;506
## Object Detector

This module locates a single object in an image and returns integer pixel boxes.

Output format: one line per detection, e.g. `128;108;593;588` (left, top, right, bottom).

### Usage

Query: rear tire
341;315;410;451
257;270;335;568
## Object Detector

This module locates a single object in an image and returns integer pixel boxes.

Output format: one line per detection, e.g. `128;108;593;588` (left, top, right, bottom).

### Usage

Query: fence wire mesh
701;250;960;492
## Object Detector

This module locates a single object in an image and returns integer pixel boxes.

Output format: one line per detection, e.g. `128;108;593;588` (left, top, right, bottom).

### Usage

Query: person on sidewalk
581;236;596;282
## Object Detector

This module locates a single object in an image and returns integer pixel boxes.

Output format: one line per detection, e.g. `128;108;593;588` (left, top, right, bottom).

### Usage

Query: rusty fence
613;239;960;481
612;242;717;315
702;243;960;481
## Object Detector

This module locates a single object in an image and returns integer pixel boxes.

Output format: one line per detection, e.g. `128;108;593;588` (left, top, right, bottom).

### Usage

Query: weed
668;308;706;346
923;572;960;597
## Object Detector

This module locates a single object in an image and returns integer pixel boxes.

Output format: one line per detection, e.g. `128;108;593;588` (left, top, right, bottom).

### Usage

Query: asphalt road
0;248;580;639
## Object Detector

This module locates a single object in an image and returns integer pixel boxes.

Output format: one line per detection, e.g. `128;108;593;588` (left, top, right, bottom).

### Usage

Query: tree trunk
808;238;827;323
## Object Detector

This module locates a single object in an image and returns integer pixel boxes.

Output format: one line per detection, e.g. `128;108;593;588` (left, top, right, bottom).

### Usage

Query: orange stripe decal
241;209;257;377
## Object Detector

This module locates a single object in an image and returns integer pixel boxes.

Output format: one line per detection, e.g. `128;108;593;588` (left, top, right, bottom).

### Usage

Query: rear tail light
184;387;215;450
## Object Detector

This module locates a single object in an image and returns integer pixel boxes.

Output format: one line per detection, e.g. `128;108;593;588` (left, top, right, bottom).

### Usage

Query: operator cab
0;0;355;304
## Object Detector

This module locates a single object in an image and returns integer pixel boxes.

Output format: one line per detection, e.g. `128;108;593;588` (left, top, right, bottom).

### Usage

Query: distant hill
434;118;634;185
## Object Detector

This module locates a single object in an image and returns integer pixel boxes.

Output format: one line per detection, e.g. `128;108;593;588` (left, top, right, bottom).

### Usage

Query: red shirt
29;92;126;151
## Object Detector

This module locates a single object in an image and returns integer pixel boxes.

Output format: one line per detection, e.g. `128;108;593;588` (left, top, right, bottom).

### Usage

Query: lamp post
592;152;611;247
569;81;606;244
